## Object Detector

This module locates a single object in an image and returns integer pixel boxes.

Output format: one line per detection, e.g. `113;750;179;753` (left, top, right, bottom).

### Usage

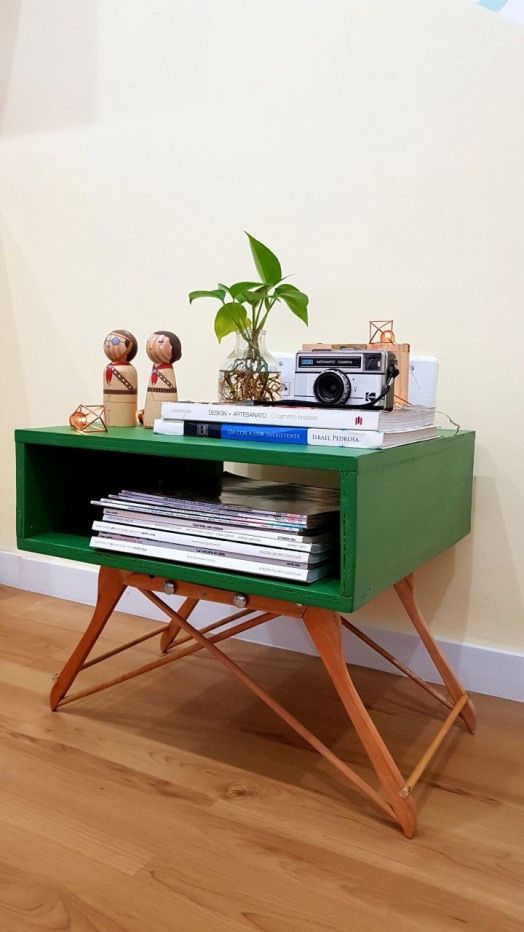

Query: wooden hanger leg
394;575;476;734
303;606;417;838
159;597;199;653
50;566;127;710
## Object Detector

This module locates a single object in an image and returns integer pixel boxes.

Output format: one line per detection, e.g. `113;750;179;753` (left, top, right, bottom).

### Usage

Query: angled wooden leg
144;597;397;826
50;566;127;710
394;575;476;734
158;597;199;653
303;606;417;839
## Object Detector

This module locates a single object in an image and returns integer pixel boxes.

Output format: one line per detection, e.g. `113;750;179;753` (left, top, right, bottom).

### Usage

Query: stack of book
89;473;340;583
154;401;437;449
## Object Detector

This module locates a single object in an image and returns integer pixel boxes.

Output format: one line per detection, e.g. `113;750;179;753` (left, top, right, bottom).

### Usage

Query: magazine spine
93;498;312;528
99;509;328;549
92;521;323;564
90;535;322;581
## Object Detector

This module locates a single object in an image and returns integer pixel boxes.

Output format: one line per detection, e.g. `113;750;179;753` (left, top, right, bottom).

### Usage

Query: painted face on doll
146;331;182;366
103;330;138;363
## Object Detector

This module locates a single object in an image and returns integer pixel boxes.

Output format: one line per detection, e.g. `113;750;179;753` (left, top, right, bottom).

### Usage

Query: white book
160;401;435;431
92;521;333;565
155;422;437;449
99;508;334;552
308;426;438;449
90;535;333;583
153;419;184;435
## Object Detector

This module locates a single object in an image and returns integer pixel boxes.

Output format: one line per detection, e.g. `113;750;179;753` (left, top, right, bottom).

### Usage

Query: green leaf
228;281;263;301
214;302;249;342
274;283;308;300
188;288;226;304
245;233;282;286
274;284;309;324
240;286;268;307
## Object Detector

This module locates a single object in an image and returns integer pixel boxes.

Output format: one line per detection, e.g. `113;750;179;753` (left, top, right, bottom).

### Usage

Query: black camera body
293;349;397;410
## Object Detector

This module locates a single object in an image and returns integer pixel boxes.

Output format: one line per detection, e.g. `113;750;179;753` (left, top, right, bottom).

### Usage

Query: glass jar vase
218;330;281;403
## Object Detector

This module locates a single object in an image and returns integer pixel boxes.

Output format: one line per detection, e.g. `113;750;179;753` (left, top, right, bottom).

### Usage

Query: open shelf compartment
15;425;475;613
15;429;349;611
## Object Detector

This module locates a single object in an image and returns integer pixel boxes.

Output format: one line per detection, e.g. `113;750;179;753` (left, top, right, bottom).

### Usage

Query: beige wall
1;0;523;651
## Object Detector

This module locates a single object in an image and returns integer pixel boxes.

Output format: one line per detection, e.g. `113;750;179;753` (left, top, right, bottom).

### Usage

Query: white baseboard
1;550;522;702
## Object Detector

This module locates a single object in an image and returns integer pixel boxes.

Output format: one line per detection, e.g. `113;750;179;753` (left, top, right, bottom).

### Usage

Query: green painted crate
15;426;475;613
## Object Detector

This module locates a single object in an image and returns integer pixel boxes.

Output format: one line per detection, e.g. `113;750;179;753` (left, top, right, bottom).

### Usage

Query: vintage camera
293;349;398;409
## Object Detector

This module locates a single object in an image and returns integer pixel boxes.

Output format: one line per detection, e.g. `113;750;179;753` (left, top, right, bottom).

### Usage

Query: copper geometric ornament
69;404;107;433
369;320;396;344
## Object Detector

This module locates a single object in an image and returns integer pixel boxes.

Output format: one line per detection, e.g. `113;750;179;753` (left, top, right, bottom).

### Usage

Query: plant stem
257;295;277;332
252;297;265;332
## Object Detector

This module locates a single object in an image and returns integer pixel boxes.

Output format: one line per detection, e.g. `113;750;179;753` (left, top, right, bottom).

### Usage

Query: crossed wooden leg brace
50;566;476;838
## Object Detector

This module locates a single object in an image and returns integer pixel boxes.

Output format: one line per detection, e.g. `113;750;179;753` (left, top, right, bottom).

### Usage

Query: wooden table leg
46;569;473;836
303;606;417;839
394;575;476;733
50;566;127;710
158;597;199;652
147;602;398;827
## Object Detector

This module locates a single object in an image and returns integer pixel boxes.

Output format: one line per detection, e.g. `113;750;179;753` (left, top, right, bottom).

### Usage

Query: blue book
184;421;308;445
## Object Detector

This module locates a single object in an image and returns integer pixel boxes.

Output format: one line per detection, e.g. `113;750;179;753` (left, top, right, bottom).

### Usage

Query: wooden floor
0;586;523;932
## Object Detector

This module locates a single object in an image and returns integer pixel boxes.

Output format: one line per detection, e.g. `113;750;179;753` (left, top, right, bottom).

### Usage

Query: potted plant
189;233;309;402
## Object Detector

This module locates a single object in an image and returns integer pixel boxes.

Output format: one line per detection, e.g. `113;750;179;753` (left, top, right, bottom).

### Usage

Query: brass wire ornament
69;404;108;433
369;320;396;344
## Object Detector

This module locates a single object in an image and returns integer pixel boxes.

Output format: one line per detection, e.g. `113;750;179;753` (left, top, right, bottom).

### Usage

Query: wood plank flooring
0;584;523;931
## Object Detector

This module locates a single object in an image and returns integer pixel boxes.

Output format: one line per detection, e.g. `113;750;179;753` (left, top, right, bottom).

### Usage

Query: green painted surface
15;425;475;613
14;425;382;471
339;472;357;600
351;431;475;609
19;532;345;611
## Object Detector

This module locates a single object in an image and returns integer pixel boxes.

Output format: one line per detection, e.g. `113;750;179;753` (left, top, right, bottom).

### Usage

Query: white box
408;356;439;407
274;351;296;398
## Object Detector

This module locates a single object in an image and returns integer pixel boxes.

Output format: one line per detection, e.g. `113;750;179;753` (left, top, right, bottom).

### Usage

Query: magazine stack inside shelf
89;473;340;583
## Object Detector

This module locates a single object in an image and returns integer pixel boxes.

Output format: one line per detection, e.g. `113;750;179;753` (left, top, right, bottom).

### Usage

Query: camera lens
313;369;351;406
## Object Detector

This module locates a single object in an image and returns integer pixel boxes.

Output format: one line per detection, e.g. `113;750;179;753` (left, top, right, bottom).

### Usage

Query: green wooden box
15;426;475;613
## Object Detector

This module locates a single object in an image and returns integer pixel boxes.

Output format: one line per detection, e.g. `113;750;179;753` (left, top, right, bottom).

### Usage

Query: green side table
15;425;476;837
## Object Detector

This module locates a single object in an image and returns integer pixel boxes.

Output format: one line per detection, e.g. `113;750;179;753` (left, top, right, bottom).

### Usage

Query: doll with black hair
143;330;182;428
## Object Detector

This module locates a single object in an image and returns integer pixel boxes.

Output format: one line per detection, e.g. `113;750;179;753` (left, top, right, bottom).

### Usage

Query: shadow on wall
0;218;85;550
0;0;97;137
0;220;83;426
350;463;524;652
0;221;29;550
0;226;30;427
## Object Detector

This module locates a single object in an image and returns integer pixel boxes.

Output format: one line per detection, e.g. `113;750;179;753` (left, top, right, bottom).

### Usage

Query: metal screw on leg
233;593;248;608
163;581;176;595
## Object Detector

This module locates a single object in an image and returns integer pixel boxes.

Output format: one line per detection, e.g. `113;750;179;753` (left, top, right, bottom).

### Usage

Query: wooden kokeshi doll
142;330;182;428
103;329;138;427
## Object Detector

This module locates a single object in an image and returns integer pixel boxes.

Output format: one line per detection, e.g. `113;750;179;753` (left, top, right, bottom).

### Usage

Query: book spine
92;521;315;563
184;421;222;438
184;422;308;445
90;535;314;581
160;402;381;430
307;429;385;448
